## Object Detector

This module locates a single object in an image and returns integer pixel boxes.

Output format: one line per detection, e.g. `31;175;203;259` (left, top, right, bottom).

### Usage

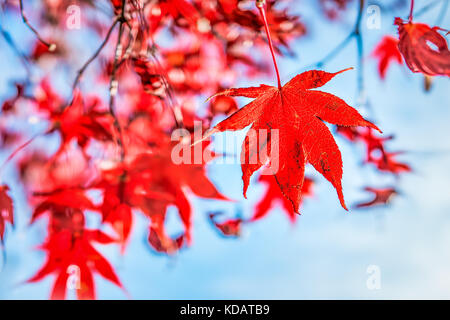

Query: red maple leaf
0;185;14;243
28;227;122;299
130;139;228;244
372;36;403;80
148;213;186;254
360;128;393;163
394;18;450;77
206;68;380;212
337;126;394;164
354;187;398;208
31;188;96;224
370;151;411;175
27;199;123;300
253;174;313;223
49;92;114;152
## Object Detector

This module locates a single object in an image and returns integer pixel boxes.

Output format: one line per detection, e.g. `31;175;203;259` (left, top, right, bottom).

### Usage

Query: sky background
1;0;450;299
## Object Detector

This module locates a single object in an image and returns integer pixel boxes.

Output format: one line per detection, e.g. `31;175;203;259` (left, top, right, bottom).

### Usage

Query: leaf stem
409;0;415;22
256;0;282;89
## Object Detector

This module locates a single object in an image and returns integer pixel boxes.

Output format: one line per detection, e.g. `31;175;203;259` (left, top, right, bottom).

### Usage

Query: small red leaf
0;185;14;243
395;18;450;76
372;36;403;79
354;187;398;208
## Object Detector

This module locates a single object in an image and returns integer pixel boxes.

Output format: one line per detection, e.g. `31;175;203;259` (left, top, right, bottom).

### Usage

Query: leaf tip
337;67;354;75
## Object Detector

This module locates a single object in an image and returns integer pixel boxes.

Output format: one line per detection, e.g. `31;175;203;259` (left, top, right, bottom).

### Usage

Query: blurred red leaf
372;36;403;80
253;174;313;222
0;185;14;243
209;212;242;237
354;187;398;208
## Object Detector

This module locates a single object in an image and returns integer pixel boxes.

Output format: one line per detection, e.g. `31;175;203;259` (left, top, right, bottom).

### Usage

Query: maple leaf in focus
394;18;450;77
206;68;381;212
27;209;122;300
372;36;403;80
354;187;398;208
0;185;14;243
208;212;242;237
252;174;313;223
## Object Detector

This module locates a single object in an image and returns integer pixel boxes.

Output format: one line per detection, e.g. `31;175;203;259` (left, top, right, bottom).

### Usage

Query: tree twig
19;0;55;50
108;1;128;161
0;26;31;78
73;18;119;90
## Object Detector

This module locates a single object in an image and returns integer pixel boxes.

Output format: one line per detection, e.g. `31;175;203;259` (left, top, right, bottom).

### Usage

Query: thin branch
0;131;45;180
313;34;353;69
300;0;370;112
354;0;366;108
19;0;55;50
415;0;444;18
148;46;184;128
0;26;31;78
306;0;365;70
108;1;128;161
73;18;119;90
436;0;448;25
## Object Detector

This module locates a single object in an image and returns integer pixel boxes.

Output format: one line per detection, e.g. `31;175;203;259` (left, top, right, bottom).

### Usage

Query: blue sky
1;1;450;299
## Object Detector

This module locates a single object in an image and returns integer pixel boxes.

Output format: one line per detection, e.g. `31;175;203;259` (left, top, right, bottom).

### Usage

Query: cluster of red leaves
0;0;310;299
27;205;123;300
364;3;450;206
336;125;410;208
